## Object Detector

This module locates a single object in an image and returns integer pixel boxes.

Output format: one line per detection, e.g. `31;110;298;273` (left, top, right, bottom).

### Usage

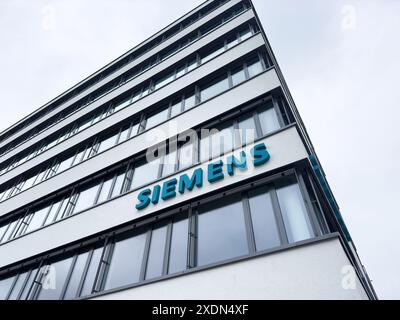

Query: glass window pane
239;27;252;41
178;142;195;170
97;134;118;154
183;93;196;111
201;45;225;64
44;199;63;225
8;271;29;300
210;124;234;158
80;247;102;297
104;231;147;290
247;57;264;78
248;187;281;251
144;108;169;130
187;59;198;72
97;178;114;203
176;65;185;78
197;194;248;266
24;207;50;234
37;257;74;300
118;126;131;143
72;149;85;166
114;96;131;112
238;114;257;145
0;275;16;300
276;180;314;243
73;184;100;214
0;224;9;242
200;75;229;102
145;223;168;280
168;215;188;274
20;175;36;192
56;154;75;174
161;149;177;177
110;172;126;198
154;71;175;90
258;103;281;134
170;100;182;118
131;159;161;190
231;66;246;86
19;268;39;300
63;251;90;300
1;219;19;243
129;123;139;137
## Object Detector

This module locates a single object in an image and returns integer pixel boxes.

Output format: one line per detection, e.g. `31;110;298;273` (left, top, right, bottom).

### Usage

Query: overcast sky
0;0;399;299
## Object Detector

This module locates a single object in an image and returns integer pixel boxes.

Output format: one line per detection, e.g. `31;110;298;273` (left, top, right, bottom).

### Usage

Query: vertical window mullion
269;187;289;245
188;205;197;268
253;110;264;139
272;96;285;128
295;170;321;237
241;193;256;254
140;229;153;281
60;254;78;300
162;221;173;276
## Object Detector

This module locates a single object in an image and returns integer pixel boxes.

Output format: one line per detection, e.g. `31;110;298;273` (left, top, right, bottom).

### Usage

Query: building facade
0;0;377;300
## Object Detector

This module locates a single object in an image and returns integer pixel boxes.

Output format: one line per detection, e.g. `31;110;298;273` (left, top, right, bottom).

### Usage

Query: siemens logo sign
135;143;270;210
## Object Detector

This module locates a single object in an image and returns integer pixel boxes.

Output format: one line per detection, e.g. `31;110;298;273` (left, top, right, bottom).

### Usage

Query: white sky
0;0;399;299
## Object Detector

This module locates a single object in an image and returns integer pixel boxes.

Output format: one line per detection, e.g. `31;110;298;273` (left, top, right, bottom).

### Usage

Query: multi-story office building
0;0;376;300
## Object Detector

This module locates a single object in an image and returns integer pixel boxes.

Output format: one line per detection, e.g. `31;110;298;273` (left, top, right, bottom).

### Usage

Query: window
276;180;314;243
239;27;252;41
73;184;100;214
0;275;16;300
130;158;161;190
145;222;168;280
118;125;131;143
97;134;118;154
24;207;50;234
63;251;90;300
247;56;264;78
114;96;131;112
80;247;102;297
154;71;175;90
168;214;188;274
209;123;235;159
19;267;39;300
197;194;248;266
231;66;246;86
170;100;182;118
144;107;169;130
104;230;147;290
161;149;177;177
7;271;29;300
238;114;257;145
201;44;224;64
57;154;76;173
183;93;196;111
36;257;74;300
97;177;114;203
200;75;229;102
44;200;63;225
178;141;196;170
258;103;281;134
248;187;281;251
20;175;36;192
110;171;126;198
1;219;19;243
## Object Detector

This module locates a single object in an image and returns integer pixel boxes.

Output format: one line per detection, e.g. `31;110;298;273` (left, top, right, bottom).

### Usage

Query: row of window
0;173;325;300
0;49;270;203
0;1;249;159
0;20;258;177
0;97;288;246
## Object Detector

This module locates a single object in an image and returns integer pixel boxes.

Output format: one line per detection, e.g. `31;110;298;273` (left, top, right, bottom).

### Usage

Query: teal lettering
251;143;270;166
135;188;151;210
178;168;203;194
227;151;247;176
151;185;161;204
161;178;178;200
207;160;224;183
